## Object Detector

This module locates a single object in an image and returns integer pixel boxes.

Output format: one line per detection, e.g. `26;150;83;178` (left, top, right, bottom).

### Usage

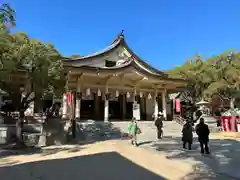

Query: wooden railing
173;115;186;126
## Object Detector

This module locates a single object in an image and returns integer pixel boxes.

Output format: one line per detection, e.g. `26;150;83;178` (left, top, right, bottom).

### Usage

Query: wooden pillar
154;89;159;119
162;90;167;120
104;86;109;122
62;74;69;119
75;76;81;120
121;93;126;120
62;93;67;119
94;93;100;120
140;95;146;120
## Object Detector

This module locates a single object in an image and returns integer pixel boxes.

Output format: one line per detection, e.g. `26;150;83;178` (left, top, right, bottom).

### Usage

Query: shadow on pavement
0;145;85;159
0;119;127;159
42;119;127;146
150;136;240;179
0;151;166;180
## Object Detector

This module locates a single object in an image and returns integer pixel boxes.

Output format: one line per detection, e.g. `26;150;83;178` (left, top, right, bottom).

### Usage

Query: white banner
133;103;140;120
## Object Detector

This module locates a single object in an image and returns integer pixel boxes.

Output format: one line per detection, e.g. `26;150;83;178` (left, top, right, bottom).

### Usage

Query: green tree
0;31;65;147
203;52;240;108
169;51;240;109
0;3;15;29
168;55;207;102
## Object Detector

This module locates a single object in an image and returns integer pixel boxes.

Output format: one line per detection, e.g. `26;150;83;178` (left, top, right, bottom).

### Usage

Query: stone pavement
0;140;200;180
0;121;239;179
111;121;240;179
122;121;240;180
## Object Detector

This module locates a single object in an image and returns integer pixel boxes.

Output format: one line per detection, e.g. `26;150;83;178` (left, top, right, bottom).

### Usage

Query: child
128;117;138;146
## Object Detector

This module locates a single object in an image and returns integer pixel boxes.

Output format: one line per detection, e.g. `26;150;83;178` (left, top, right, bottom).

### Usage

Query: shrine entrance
80;99;94;120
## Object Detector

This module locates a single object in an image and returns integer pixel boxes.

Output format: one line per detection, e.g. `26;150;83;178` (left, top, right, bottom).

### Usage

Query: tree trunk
72;119;76;138
15;110;26;148
230;97;235;109
34;92;42;113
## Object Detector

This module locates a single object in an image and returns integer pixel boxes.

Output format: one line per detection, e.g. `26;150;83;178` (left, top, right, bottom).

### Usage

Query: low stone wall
0;124;16;144
0;123;43;145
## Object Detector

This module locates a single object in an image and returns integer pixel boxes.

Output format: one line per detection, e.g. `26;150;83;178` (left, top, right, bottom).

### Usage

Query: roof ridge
111;30;124;44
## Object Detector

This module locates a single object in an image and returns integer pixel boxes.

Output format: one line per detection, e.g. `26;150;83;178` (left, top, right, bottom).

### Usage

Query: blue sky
5;0;240;70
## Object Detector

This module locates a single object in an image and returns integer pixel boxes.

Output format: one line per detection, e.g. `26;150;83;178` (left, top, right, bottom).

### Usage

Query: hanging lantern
86;88;91;96
116;90;119;97
139;92;143;98
126;92;131;99
97;89;101;96
148;93;152;100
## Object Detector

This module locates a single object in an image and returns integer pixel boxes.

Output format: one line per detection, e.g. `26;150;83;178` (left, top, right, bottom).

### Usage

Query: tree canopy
168;52;240;107
0;3;64;111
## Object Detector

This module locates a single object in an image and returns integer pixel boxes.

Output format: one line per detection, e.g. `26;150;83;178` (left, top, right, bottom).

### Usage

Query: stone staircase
35;116;219;146
173;115;185;126
111;121;184;138
75;120;123;141
173;115;219;133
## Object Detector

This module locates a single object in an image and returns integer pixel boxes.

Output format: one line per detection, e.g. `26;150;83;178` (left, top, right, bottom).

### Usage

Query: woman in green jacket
128;117;139;146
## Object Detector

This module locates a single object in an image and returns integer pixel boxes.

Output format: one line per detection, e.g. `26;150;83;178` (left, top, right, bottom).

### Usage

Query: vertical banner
175;99;181;113
66;91;72;105
133;103;140;120
221;116;238;132
66;91;75;119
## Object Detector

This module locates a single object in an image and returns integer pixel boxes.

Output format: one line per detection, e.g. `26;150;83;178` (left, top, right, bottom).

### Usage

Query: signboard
133;103;140;120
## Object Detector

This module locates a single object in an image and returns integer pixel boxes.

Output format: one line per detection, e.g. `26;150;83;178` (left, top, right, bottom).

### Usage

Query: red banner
221;116;238;132
66;91;72;105
175;99;181;113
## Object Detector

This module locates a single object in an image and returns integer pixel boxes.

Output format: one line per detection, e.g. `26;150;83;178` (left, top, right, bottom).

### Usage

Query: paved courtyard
0;121;239;180
125;121;240;179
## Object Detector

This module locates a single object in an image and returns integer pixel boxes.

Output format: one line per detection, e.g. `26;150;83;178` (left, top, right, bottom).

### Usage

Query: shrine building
61;31;187;121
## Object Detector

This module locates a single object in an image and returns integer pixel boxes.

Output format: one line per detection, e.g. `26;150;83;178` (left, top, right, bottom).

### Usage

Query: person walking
128;117;139;146
182;120;193;150
196;118;210;154
155;112;164;139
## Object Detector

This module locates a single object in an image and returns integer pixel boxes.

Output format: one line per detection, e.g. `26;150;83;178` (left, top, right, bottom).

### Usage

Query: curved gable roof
63;31;185;82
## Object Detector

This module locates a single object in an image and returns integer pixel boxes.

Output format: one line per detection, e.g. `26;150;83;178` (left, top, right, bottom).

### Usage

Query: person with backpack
155;112;164;139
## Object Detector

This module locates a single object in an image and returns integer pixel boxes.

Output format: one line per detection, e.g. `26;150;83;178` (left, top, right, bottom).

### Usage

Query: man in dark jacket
155;112;164;139
196;118;210;154
182;121;193;150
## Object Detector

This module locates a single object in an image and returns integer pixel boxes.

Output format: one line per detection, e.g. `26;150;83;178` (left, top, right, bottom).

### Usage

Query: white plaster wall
71;47;121;68
89;60;105;67
146;98;154;120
